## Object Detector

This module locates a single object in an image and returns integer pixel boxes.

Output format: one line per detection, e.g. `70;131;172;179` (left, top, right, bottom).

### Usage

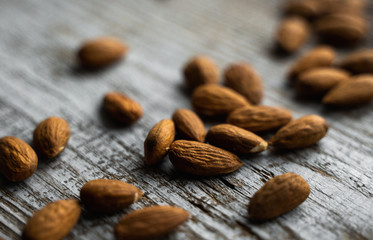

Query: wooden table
0;0;372;239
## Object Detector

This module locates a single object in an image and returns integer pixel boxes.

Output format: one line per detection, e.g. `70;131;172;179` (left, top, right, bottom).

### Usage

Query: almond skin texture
322;74;373;107
191;84;250;116
169;140;243;176
77;37;128;68
206;124;267;154
296;68;350;97
183;56;219;89
269;115;328;149
80;179;143;213
0;136;38;182
224;63;264;105
227;106;293;133
33;117;70;158
144;119;175;165
172;109;206;142
22;199;81;240
276;17;309;53
248;173;310;221
115;205;189;240
340;49;373;74
104;92;143;125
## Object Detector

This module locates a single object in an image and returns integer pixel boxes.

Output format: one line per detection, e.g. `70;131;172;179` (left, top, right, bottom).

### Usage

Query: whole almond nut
183;56;219;89
284;0;323;18
33;117;70;158
248;173;310;220
172;109;206;142
224;62;263;105
227;106;293;132
77;37;128;68
169;140;242;176
104;92;143;125
0;136;38;182
276;17;309;53
22;199;81;240
206;124;267;154
322;74;373;107
269;115;328;149
191;84;250;116
296;68;350;97
115;205;189;240
144;119;175;165
339;49;373;74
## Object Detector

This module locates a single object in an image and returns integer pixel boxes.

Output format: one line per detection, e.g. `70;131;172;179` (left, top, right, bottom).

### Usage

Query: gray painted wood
0;0;372;239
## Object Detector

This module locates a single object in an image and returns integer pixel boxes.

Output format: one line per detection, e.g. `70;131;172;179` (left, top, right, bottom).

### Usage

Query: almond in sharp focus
206;124;267;154
80;179;143;213
103;92;143;125
322;74;373;107
172;109;206;142
339;49;373;74
227;105;293;133
269;115;328;149
191;84;250;117
144;119;175;165
115;205;189;240
276;16;309;53
248;173;310;220
169;140;242;176
77;37;128;68
33;116;70;158
22;199;81;240
224;62;263;105
0;136;37;182
183;55;219;89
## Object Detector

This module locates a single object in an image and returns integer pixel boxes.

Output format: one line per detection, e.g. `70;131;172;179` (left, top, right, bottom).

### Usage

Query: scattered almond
172;109;206;142
276;16;309;53
183;56;219;89
339;49;373;74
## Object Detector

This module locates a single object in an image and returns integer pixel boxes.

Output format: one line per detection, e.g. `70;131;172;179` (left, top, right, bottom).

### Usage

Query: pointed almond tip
250;141;268;153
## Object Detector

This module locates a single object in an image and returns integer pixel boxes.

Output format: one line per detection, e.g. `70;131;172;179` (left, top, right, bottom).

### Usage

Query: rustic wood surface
0;0;372;239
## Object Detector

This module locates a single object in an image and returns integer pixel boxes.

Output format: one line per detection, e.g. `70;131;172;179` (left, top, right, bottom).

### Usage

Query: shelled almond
183;56;219;89
275;16;309;53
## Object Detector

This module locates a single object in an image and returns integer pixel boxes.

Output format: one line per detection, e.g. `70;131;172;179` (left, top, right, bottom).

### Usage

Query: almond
339;49;373;74
322;74;373;107
22;199;81;240
183;55;219;89
324;0;367;15
191;84;250;116
276;17;309;53
80;179;143;213
169;140;242;176
0;136;38;182
33;117;70;158
227;106;293;132
284;0;328;18
206;124;267;154
248;173;310;220
144;119;175;165
172;109;206;142
115;205;189;240
224;62;263;104
103;92;143;125
77;37;128;68
269;115;328;149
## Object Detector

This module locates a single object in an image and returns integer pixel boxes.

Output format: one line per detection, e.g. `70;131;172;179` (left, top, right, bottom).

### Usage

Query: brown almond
191;84;250;116
296;67;350;97
80;179;143;213
169;140;242;176
22;199;81;240
322;74;373;107
77;37;128;68
104;92;143;125
206;124;267;154
227;106;293;133
144;119;175;165
248;173;310;220
33;117;70;158
269;115;328;149
224;62;264;105
172;109;206;142
339;49;373;74
284;0;323;18
276;17;309;53
115;205;189;240
324;0;367;15
183;56;219;89
288;46;336;80
0;136;38;182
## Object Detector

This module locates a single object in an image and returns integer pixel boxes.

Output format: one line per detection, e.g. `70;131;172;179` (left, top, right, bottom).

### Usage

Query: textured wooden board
0;0;373;239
